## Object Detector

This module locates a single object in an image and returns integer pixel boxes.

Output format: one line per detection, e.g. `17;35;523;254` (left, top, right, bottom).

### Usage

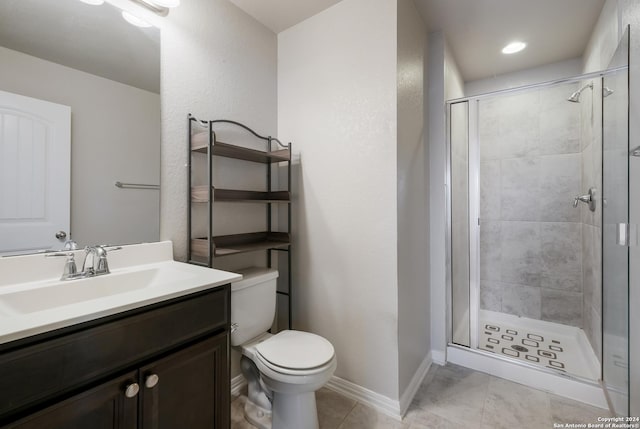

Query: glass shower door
602;28;629;416
450;101;471;347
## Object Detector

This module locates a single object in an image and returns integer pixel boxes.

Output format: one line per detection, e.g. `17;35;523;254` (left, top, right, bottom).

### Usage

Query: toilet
231;267;337;429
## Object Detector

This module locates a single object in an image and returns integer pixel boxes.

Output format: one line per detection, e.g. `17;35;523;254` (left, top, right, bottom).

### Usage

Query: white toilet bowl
241;330;336;429
231;268;337;429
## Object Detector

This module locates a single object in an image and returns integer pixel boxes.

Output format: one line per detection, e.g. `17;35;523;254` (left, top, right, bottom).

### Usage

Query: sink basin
0;265;191;314
0;241;242;345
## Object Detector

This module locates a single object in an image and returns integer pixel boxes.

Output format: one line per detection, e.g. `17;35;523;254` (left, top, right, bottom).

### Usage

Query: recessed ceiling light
122;10;152;27
502;41;527;54
150;0;180;7
78;0;104;5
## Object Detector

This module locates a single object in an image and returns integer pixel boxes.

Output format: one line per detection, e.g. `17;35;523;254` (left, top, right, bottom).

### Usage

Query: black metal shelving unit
187;115;292;330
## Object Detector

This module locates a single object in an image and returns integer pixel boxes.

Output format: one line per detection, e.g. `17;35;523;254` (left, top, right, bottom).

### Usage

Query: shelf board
191;133;290;164
191;187;290;203
191;232;290;258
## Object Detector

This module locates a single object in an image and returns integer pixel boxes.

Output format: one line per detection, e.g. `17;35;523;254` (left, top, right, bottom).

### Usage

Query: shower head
567;82;594;103
567;92;582;103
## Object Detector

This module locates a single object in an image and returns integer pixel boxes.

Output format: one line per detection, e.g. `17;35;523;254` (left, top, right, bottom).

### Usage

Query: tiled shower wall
580;79;603;360
479;84;584;328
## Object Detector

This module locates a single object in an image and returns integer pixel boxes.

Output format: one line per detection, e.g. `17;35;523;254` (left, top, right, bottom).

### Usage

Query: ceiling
0;0;160;93
414;0;606;81
230;0;605;83
229;0;343;33
3;0;606;90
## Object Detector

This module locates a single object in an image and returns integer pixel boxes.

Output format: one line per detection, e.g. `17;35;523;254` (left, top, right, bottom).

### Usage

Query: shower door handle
617;223;638;247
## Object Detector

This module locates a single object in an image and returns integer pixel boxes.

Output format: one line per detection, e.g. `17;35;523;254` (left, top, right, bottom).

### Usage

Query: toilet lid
256;330;334;370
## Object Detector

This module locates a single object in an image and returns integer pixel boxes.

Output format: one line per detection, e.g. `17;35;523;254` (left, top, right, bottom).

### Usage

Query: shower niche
446;29;630;415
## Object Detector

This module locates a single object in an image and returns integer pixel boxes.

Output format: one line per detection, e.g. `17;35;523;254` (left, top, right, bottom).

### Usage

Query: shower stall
446;30;630;415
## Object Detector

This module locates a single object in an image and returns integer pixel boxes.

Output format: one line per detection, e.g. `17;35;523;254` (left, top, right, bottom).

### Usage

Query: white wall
0;46;160;247
397;0;429;399
160;0;277;262
428;32;464;363
160;0;277;379
278;0;400;399
445;41;465;101
583;0;619;73
465;58;582;96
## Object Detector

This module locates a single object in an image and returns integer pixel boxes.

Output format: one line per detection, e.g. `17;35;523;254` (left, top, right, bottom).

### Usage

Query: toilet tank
230;267;279;346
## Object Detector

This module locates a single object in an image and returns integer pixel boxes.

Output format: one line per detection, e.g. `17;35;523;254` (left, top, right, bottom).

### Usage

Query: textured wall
160;0;277;379
160;0;277;263
278;0;400;399
397;0;429;398
428;32;465;362
478;84;584;328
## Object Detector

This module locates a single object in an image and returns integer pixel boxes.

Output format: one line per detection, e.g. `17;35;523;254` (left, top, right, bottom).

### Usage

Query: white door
0;90;71;255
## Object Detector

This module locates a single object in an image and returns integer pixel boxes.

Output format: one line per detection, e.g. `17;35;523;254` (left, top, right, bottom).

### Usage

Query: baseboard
431;349;446;365
324;376;402;421
399;353;432;416
233;368;413;421
231;374;246;397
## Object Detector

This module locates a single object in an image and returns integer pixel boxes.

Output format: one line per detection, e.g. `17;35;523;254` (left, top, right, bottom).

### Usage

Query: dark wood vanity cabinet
139;334;228;429
0;285;231;429
5;371;139;429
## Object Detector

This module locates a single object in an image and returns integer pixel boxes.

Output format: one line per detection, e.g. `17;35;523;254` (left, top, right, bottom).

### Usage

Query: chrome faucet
46;245;121;281
82;245;122;276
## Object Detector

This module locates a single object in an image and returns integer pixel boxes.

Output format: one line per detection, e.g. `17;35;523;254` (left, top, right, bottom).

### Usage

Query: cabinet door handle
145;373;159;389
124;383;140;398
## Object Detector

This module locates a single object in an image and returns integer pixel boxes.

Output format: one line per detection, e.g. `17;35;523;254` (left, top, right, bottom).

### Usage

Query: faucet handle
45;252;78;280
573;187;597;212
92;245;122;275
63;239;78;250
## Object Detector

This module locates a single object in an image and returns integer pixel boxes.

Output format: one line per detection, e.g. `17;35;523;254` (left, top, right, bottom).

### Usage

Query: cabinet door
4;371;138;429
140;335;229;429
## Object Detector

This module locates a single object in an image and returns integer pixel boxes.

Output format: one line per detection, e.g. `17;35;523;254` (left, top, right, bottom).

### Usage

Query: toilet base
272;391;319;429
244;398;272;429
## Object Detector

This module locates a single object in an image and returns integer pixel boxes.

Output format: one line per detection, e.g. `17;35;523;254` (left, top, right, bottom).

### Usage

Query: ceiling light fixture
122;10;152;27
149;0;180;7
502;41;527;55
127;0;180;17
78;0;105;5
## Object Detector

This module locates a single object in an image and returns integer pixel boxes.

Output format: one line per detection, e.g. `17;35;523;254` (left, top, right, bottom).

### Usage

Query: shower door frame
445;67;627;376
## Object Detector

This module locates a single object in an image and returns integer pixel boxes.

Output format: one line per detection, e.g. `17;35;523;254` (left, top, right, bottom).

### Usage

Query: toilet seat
255;330;335;376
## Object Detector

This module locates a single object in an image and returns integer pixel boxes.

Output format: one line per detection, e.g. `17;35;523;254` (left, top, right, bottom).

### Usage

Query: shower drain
511;345;529;353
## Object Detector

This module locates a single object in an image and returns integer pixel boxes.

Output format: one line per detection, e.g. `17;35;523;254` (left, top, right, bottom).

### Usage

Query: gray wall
579;78;603;361
478;84;584;328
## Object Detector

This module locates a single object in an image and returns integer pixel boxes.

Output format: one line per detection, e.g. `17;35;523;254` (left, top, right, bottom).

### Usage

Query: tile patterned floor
232;363;610;429
478;310;600;380
480;322;571;371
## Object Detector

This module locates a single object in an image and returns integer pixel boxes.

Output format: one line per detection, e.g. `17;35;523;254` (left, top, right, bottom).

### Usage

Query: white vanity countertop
0;241;241;345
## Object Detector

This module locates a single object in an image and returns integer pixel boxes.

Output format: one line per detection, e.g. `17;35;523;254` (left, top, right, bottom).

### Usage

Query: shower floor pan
478;310;600;380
